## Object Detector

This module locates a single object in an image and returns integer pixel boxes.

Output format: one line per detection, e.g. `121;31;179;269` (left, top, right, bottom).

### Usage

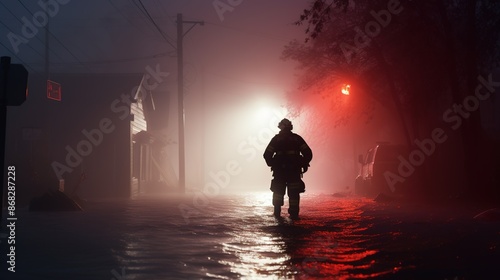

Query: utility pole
176;13;203;193
45;16;50;80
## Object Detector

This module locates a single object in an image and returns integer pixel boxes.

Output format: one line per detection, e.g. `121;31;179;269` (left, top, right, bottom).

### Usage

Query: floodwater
1;191;499;279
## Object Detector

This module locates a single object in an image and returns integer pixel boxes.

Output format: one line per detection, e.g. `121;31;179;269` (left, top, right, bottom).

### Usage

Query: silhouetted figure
263;118;312;219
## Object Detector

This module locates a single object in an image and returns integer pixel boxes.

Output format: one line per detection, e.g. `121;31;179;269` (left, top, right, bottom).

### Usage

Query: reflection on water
154;192;398;279
3;191;438;279
220;192;293;279
271;197;396;279
224;193;417;279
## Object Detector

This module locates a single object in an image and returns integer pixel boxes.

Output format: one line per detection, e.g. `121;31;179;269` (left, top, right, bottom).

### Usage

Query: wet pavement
1;191;499;279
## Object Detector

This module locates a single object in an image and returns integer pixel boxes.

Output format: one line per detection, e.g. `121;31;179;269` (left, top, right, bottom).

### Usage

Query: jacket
263;130;312;172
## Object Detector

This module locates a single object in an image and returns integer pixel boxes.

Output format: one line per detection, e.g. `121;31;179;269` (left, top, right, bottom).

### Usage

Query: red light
341;84;351;95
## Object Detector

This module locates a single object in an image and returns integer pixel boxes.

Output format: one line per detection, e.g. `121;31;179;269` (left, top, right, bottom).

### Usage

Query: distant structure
5;72;177;205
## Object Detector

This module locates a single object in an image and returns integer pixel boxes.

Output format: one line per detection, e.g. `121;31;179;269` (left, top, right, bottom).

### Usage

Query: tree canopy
283;0;500;200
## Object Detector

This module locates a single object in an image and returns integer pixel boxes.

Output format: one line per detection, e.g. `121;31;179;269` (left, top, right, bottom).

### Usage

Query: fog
3;2;500;279
1;0;417;200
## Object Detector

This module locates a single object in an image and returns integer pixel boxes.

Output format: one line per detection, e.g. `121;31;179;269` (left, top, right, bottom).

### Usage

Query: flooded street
1;191;499;279
1;0;499;279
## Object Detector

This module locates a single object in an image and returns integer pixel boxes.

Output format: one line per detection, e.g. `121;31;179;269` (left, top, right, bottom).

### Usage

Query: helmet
278;118;293;130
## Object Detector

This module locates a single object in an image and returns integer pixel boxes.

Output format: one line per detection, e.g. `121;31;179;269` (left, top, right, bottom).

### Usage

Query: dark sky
1;0;308;80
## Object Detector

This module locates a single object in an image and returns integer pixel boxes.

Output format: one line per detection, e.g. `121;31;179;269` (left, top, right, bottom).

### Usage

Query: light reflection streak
220;192;295;279
218;193;401;279
267;195;402;279
108;192;406;279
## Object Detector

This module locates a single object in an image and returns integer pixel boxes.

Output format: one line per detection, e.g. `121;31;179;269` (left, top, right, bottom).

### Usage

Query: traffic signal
1;57;29;106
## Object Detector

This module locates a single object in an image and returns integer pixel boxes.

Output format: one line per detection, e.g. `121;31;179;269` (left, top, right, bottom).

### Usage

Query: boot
288;208;299;220
289;213;299;220
273;205;281;217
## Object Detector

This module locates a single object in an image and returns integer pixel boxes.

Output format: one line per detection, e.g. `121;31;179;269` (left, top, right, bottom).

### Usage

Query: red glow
47;80;61;101
277;198;404;278
341;84;351;95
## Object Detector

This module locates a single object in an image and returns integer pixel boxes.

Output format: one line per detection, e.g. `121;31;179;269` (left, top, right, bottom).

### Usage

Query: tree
284;0;500;200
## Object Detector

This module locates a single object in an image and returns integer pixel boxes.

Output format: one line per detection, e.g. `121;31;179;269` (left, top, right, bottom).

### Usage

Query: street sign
47;80;61;101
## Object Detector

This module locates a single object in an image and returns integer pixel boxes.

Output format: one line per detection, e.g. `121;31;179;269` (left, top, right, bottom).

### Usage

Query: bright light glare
255;106;271;120
207;102;287;191
341;84;351;95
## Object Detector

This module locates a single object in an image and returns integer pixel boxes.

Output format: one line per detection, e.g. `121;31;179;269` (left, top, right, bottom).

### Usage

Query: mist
1;0;323;199
0;0;474;199
2;1;500;279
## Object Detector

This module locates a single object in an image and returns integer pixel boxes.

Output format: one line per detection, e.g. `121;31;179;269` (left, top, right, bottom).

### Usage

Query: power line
133;0;176;50
2;2;175;68
0;17;45;61
16;0;92;71
0;1;65;63
126;0;164;36
153;1;178;35
0;41;39;73
107;0;136;28
2;1;176;71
